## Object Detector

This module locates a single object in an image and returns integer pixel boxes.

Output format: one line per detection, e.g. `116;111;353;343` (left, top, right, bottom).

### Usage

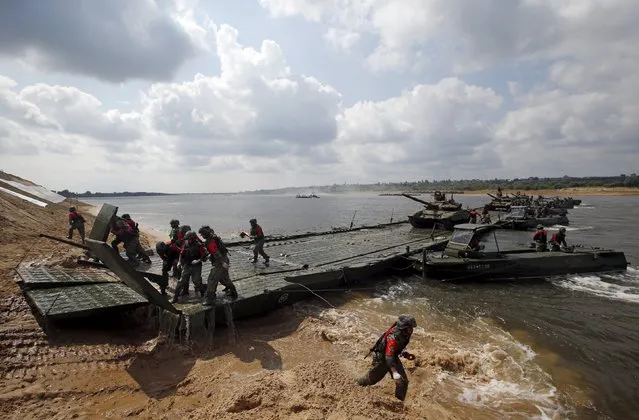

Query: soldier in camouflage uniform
357;315;417;401
172;231;207;304
242;218;270;266
199;226;238;305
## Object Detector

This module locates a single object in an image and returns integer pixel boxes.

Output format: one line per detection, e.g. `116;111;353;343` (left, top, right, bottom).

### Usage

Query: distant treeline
242;174;639;195
56;189;173;198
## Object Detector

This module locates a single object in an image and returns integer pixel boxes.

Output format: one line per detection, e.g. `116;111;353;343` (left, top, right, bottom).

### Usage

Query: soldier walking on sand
357;315;417;401
241;218;270;266
67;206;86;244
199;226;238;305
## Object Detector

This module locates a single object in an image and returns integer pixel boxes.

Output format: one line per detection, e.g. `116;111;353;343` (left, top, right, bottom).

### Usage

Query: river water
83;193;639;419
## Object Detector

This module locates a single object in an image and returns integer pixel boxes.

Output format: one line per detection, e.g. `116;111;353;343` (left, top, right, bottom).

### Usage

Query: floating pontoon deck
18;204;451;339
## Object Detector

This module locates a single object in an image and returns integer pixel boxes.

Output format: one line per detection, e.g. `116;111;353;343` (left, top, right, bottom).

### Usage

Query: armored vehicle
423;224;628;281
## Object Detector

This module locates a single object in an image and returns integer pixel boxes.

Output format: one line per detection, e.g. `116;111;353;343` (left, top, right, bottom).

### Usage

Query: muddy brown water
79;194;639;419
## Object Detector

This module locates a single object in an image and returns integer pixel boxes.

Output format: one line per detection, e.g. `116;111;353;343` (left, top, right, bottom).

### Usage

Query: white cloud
0;0;211;82
143;24;343;163
1;1;639;192
258;0;639;74
324;28;361;52
336;77;504;177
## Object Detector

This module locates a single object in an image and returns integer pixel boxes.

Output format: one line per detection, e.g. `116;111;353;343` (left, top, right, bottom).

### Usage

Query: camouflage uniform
201;229;238;305
173;233;206;303
110;218;138;263
357;315;416;401
67;208;86;243
250;220;270;264
533;226;548;252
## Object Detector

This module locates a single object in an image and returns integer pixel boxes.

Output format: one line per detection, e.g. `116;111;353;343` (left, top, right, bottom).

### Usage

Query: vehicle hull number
467;263;490;271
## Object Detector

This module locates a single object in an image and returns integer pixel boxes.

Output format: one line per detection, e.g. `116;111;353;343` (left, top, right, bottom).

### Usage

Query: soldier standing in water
357;315;417;401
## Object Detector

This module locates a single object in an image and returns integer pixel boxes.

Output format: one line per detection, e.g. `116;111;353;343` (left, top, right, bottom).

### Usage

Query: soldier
121;214;151;263
199;226;238;305
166;220;184;278
172;231;207;304
533;225;548;251
357;315;417;401
67;206;86;244
550;227;568;251
469;209;479;224
110;216;139;265
241;218;270;266
480;207;491;224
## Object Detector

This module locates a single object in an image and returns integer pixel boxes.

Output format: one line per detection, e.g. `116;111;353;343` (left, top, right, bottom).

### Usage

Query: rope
285;281;335;308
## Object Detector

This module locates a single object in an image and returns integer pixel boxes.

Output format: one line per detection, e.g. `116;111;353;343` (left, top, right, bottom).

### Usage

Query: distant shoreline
60;186;639;198
459;187;639;197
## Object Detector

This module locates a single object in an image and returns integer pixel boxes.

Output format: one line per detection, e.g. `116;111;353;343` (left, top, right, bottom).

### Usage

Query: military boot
203;296;215;306
225;285;239;300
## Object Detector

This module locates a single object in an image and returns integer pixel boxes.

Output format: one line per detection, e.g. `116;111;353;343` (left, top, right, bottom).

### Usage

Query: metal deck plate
144;225;450;308
16;265;118;287
86;239;180;314
26;283;149;319
89;203;118;242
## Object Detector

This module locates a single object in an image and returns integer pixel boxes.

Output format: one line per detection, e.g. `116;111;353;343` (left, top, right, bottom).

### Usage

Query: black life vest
214;235;229;256
370;323;410;356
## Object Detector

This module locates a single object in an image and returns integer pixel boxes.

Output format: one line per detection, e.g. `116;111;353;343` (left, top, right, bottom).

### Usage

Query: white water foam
447;317;566;418
553;267;639;303
549;224;594;232
295;281;569;418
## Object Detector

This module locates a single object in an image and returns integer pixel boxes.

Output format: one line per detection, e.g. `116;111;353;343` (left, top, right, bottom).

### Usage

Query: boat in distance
423;224;628;281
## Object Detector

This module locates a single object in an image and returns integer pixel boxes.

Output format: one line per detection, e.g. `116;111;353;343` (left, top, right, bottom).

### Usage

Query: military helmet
198;225;214;236
537;224;544;229
184;231;198;241
69;206;76;212
155;241;168;254
559;227;566;233
249;218;257;224
170;219;179;227
121;214;131;220
180;224;191;233
397;315;417;329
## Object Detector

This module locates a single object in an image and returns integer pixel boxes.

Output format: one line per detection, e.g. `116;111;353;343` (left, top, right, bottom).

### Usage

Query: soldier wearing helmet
172;230;207;304
112;214;151;264
199;225;238;304
67;206;86;244
357;315;417;401
162;219;182;278
169;219;180;240
550;227;568;251
240;218;270;266
533;225;547;251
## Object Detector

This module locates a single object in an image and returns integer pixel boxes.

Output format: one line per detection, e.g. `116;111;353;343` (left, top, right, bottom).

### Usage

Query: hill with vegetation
56;190;173;198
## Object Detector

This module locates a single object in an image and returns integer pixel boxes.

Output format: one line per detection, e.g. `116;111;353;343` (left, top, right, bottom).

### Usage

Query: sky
0;0;637;193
